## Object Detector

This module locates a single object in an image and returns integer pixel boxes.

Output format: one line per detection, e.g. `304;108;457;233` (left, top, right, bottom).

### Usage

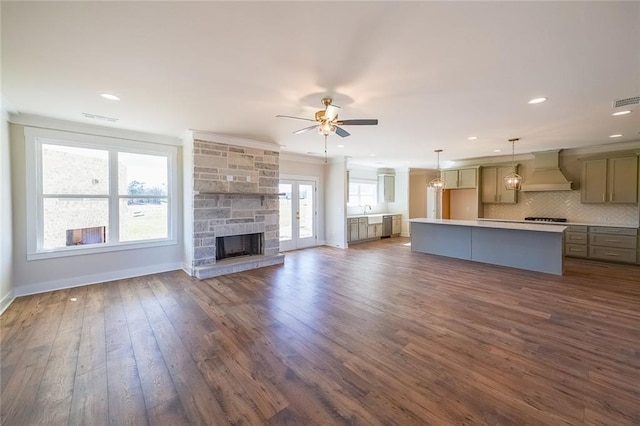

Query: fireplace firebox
216;233;263;261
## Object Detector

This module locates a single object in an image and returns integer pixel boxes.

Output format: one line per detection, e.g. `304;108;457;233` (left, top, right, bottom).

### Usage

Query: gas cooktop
524;217;567;223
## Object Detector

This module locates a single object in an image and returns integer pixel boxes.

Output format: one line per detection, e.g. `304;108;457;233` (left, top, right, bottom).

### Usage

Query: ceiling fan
276;97;378;138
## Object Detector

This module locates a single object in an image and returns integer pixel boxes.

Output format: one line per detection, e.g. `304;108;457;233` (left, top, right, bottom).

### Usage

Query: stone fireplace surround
191;137;284;279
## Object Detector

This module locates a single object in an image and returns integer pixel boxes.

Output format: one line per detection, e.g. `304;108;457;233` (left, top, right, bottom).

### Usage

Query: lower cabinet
348;215;403;243
565;225;638;264
392;215;401;236
348;218;359;243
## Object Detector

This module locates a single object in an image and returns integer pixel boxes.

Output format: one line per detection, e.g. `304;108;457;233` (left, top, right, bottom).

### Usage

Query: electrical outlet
227;175;233;181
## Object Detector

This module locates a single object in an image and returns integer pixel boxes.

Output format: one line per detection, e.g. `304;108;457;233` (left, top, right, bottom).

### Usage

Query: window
348;180;377;206
26;127;177;259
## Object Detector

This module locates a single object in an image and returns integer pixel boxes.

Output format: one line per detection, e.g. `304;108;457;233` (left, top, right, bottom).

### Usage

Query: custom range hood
520;149;572;192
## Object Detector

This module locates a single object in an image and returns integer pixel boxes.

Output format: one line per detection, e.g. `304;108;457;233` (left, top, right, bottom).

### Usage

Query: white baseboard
14;262;183;297
182;263;194;276
324;240;347;249
0;289;16;315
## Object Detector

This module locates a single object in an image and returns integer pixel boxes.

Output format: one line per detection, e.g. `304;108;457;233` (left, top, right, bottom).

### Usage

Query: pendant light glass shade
504;138;522;190
429;149;446;190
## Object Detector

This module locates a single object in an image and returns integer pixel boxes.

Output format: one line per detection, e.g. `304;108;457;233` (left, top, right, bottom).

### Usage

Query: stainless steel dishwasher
382;215;392;238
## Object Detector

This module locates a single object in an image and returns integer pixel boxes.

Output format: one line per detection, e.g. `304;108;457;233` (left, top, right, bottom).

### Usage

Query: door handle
296;212;300;220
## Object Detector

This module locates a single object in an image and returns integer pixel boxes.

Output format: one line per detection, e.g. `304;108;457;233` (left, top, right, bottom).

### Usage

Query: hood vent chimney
520;150;572;192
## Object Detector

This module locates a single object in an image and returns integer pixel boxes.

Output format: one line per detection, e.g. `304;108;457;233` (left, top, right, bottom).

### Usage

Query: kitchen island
410;218;566;275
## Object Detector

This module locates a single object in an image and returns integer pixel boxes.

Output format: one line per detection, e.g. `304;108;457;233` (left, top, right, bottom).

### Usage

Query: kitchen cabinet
358;217;368;240
348;217;370;243
581;155;638;204
565;225;638;264
481;166;518;204
378;174;395;202
443;168;477;189
565;225;588;258
348;218;359;243
392;215;401;235
368;223;383;239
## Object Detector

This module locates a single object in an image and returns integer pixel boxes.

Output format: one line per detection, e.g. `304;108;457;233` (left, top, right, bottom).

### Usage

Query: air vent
82;112;119;122
612;96;640;108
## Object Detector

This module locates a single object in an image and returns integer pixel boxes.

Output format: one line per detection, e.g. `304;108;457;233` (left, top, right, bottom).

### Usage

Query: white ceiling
2;1;639;169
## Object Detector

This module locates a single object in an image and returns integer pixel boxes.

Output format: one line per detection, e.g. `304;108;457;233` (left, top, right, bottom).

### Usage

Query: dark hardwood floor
2;237;639;425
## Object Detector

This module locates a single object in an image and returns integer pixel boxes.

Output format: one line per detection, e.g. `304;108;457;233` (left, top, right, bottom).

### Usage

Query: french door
279;179;316;252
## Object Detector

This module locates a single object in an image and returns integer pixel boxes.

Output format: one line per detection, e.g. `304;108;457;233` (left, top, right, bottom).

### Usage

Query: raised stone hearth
191;137;284;279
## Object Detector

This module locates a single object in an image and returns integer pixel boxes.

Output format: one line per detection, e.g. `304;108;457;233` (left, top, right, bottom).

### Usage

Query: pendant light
503;138;522;190
429;149;446;190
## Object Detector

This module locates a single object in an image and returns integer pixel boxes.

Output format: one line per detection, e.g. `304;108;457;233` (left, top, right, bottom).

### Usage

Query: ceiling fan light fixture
318;122;335;135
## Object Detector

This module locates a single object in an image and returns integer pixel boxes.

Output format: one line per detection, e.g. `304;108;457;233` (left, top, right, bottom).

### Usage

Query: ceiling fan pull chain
324;135;328;163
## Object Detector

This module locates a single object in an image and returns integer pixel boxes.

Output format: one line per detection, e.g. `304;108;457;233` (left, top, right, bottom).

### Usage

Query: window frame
25;127;178;260
348;178;378;207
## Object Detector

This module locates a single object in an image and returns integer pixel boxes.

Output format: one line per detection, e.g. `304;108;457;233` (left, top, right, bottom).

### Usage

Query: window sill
27;238;178;261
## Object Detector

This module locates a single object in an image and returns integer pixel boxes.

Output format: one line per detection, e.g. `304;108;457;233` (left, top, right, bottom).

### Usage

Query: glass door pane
298;184;313;239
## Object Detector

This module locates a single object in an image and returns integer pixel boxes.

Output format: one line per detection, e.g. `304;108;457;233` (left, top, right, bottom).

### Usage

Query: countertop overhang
409;218;566;233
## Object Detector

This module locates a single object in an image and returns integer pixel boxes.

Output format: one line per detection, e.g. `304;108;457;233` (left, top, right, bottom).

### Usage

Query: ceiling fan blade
335;126;350;138
337;119;378;126
325;105;341;121
276;114;316;122
293;125;317;135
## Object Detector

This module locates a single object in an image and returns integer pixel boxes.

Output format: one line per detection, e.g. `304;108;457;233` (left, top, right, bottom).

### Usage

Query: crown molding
9;113;181;146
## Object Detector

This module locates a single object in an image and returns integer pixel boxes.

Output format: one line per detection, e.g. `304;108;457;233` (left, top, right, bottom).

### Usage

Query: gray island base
410;219;566;275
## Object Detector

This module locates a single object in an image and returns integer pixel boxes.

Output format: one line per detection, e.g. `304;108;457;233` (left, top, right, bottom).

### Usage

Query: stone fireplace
191;137;284;279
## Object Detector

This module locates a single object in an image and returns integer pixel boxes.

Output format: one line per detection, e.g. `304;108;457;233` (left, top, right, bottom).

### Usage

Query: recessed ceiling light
493;149;502;153
468;136;478;140
612;110;631;116
337;144;345;148
528;97;548;104
609;134;623;138
100;93;120;101
369;154;375;157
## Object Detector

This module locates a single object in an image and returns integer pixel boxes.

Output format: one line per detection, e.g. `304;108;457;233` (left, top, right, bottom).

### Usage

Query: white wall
0;101;14;313
324;158;347;248
182;131;194;274
280;154;326;244
9;119;184;297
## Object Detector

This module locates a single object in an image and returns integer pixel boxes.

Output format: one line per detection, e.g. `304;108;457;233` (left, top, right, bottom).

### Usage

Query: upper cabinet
443;168;477;189
581;155;638;204
378;174;395;202
481;166;518;204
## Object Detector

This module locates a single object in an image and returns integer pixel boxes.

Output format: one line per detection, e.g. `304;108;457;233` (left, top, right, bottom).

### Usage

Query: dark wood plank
2;238;640;425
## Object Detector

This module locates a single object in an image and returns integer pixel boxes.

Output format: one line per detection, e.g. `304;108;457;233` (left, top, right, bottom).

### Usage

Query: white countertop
347;213;400;218
477;218;639;229
409;218;567;233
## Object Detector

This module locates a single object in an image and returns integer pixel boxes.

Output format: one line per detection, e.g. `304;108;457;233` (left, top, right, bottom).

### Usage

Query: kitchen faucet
363;204;372;215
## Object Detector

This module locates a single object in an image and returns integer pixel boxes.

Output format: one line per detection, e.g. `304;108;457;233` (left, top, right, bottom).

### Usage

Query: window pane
43;198;109;249
42;144;109;195
119;153;168;196
119;199;168;242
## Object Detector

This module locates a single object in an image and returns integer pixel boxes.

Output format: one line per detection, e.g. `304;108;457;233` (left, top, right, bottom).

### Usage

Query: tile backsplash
484;190;639;226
